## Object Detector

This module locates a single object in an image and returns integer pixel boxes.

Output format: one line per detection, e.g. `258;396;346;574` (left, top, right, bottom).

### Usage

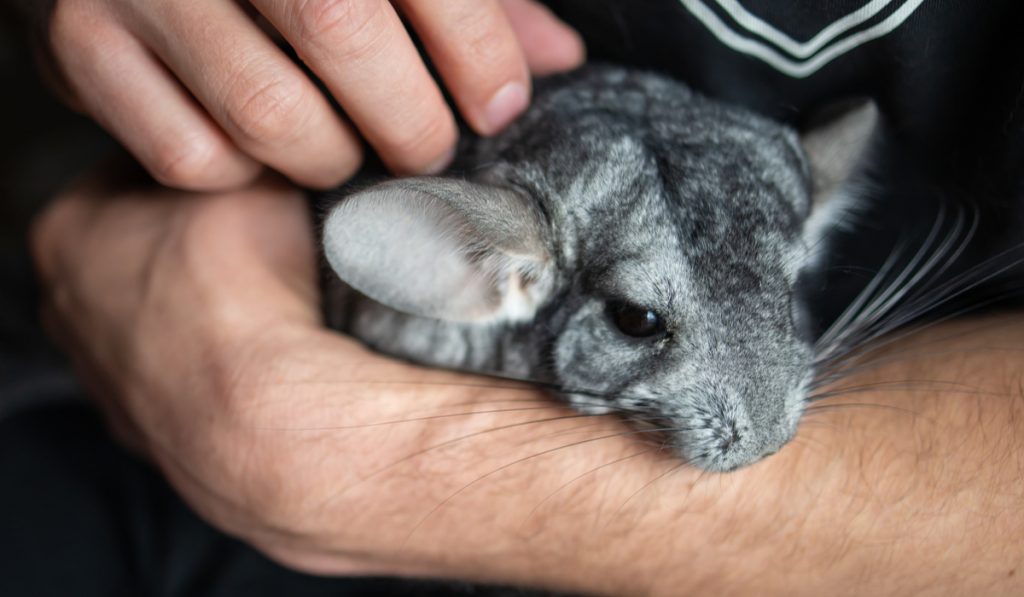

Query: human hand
31;167;1024;595
29;165;660;588
40;0;584;190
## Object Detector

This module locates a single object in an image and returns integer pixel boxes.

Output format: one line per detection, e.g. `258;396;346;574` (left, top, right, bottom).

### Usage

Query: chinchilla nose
673;380;803;472
687;408;795;472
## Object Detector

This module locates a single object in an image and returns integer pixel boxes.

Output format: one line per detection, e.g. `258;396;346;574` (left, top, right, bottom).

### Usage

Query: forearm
293;315;1024;596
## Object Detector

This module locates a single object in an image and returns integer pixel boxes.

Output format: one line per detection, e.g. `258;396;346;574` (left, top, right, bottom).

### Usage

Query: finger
127;1;363;189
498;0;586;75
395;0;530;136
198;173;321;309
48;2;261;190
252;0;458;175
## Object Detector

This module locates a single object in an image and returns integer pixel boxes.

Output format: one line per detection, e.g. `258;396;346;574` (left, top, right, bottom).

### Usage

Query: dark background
0;13;115;418
0;11;116;252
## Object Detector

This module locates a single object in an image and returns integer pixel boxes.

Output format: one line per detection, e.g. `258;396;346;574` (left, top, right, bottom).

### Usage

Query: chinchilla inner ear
799;99;879;207
322;177;554;323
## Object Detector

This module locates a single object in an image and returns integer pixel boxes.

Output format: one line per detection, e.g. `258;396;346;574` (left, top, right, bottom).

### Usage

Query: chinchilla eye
607;301;666;338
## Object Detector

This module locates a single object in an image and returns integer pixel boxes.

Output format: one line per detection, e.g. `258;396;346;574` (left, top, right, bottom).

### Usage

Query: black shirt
545;0;1024;194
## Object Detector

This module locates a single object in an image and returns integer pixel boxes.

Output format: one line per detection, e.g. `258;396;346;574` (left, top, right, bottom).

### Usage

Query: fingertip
146;137;264;192
289;146;365;190
527;23;586;75
480;80;530;136
379;109;460;176
500;0;586;75
422;145;456;175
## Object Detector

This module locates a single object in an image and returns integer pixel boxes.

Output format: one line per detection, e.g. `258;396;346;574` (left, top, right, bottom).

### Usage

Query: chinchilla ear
799;99;879;207
322;177;554;323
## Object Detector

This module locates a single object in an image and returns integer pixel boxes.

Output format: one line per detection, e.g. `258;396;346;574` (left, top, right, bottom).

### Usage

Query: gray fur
321;65;875;472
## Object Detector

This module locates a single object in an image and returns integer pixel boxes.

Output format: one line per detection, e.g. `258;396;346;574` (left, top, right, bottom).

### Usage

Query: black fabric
544;0;1024;158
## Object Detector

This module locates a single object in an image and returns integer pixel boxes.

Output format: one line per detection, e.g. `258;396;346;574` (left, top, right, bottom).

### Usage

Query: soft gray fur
321;65;874;472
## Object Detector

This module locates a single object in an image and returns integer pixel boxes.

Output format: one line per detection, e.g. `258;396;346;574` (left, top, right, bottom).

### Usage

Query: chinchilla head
322;66;875;472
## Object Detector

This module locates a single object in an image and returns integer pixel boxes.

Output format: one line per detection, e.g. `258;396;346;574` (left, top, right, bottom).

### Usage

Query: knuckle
149;136;221;188
222;73;308;147
454;7;510;67
301;148;364;189
384;111;456;170
293;0;382;48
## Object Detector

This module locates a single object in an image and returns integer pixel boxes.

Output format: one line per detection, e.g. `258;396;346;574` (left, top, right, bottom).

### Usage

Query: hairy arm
252;317;1024;596
33;171;1024;596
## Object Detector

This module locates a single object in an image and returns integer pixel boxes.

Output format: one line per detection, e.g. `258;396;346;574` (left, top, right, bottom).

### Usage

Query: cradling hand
29;166;671;588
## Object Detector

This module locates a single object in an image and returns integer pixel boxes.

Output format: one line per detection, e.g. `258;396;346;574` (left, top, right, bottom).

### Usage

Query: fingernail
483;82;529;135
424;146;455;175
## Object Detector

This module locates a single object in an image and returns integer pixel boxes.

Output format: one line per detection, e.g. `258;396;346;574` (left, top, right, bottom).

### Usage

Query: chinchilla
318;64;877;472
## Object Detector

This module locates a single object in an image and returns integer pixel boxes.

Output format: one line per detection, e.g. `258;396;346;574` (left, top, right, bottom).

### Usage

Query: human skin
30;0;584;190
32;170;1024;596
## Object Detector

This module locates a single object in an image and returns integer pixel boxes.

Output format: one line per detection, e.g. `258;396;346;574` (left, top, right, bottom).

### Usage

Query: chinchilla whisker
518;422;666;451
850;204;955;329
834;200;954;339
817;238;911;354
637;425;707;434
254;405;603;431
813;287;1022;377
806;379;1002;403
808;376;979;397
271;375;658;416
881;203;978;312
820;264;883;276
316;412;602;513
803;402;922;416
812;384;1010;403
817;202;973;360
841;235;1024;358
520;449;657;528
811;334;1024;391
813;284;997;372
889;250;1024;330
788;434;830;454
807;384;914;401
237;378;532;391
860;259;1024;349
603;461;693;530
533;419;626;440
622;416;688;428
880;289;1017;342
794;418;838;431
403;427;688;545
407;372;669;414
241;374;646;411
